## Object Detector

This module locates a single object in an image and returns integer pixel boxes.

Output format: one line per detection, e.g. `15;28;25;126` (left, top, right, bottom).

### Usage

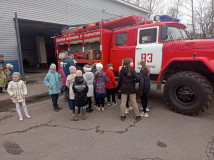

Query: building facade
0;0;150;73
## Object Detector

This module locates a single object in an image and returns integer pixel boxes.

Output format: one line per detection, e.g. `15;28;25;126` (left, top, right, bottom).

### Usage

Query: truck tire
164;71;213;116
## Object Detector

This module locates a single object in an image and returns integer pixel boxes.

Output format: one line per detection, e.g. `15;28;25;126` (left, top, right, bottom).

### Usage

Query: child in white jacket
83;64;94;112
7;72;31;121
66;66;78;115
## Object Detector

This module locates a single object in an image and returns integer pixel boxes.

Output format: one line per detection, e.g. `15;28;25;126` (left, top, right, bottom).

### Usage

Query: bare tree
183;0;196;38
123;0;165;20
195;0;214;38
136;0;140;6
168;8;178;18
195;0;207;38
168;0;183;18
139;0;165;19
209;0;214;34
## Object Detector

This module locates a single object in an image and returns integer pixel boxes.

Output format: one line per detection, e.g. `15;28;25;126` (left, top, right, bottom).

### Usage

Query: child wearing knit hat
69;66;76;74
93;63;109;111
76;70;82;76
83;64;94;113
66;66;79;115
71;70;88;121
7;72;31;121
44;63;62;112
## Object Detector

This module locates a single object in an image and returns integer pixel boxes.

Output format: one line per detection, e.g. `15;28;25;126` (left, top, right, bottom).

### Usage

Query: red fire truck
54;15;214;116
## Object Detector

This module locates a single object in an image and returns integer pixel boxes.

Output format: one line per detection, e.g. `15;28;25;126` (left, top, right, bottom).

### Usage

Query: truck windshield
167;26;188;41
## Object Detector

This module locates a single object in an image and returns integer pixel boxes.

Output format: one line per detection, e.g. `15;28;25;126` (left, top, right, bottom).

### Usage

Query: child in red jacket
105;64;117;106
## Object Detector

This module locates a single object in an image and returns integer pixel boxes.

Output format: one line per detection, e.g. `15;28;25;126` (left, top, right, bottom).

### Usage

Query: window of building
139;28;157;44
115;33;128;46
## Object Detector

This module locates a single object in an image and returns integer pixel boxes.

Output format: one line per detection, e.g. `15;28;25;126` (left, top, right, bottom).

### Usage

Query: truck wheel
164;71;213;116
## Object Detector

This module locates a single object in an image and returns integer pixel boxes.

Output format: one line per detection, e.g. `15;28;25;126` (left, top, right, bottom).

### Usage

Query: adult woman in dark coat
118;58;141;121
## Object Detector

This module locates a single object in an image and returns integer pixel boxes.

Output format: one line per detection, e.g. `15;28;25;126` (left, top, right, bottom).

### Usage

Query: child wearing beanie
44;63;62;112
7;72;31;121
66;66;79;115
71;70;88;121
76;70;82;76
93;63;109;111
59;62;67;101
83;64;94;113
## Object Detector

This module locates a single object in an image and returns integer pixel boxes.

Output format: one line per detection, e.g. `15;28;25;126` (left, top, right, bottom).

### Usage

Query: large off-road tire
164;71;213;116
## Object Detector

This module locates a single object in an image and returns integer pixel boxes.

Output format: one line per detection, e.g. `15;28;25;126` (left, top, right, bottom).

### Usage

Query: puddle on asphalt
2;140;24;155
157;140;167;148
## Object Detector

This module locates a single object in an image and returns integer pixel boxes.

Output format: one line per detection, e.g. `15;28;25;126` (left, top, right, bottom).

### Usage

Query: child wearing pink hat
71;70;88;121
66;66;80;115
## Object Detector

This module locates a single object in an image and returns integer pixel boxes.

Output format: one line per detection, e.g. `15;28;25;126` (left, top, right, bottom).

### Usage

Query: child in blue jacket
44;64;62;112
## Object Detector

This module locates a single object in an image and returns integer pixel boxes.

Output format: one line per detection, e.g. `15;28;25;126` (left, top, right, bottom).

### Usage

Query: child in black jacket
71;70;88;121
139;60;150;117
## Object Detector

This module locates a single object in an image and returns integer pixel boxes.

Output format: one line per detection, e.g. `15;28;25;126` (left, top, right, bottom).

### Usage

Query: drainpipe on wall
14;12;25;80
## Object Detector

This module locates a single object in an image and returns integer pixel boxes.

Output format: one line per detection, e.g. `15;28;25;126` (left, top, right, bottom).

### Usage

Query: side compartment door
135;27;163;75
110;32;131;72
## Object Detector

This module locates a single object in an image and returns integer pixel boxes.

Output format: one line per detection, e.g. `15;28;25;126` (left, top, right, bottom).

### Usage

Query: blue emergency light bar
154;15;180;23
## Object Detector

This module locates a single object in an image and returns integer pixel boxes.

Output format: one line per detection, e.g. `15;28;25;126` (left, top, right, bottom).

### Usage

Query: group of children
42;58;150;121
45;62;114;121
6;56;150;122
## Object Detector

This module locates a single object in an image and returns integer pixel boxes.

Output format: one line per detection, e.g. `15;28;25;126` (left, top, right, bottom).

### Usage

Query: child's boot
71;106;78;121
86;107;90;112
26;115;31;119
64;98;67;102
89;108;94;112
53;106;59;112
88;105;93;113
82;106;87;120
56;104;62;110
19;117;23;121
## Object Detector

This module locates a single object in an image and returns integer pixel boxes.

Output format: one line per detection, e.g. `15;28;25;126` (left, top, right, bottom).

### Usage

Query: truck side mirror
160;24;168;41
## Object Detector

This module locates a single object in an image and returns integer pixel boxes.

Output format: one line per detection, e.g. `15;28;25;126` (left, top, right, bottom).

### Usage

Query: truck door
135;27;163;75
110;32;130;71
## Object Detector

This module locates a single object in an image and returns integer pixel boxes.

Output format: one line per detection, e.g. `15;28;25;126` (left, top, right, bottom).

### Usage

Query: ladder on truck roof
59;15;152;37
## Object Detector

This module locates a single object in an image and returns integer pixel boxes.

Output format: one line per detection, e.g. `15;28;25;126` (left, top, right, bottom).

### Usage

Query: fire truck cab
55;15;214;116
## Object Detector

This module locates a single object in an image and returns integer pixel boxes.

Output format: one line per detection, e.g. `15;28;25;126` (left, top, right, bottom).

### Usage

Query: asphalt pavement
0;88;214;160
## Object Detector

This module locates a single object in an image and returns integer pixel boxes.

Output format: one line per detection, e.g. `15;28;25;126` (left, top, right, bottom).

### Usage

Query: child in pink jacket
59;62;67;101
